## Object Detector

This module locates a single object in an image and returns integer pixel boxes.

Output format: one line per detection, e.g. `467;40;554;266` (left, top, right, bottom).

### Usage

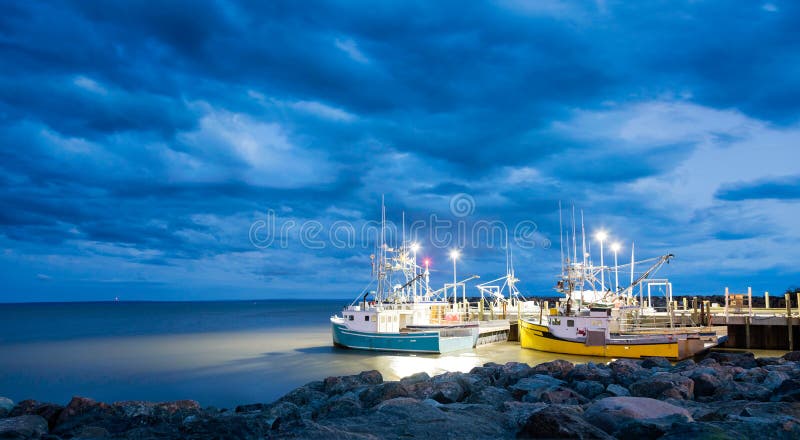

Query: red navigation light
424;258;431;267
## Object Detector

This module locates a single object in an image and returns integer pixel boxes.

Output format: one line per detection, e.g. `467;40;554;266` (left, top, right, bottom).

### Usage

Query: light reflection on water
0;302;787;409
0;325;609;408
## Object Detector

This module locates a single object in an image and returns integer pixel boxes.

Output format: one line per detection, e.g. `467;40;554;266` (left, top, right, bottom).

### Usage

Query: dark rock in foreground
2;351;800;438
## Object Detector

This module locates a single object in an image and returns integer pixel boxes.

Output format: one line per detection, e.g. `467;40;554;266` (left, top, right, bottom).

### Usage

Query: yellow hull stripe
518;320;680;359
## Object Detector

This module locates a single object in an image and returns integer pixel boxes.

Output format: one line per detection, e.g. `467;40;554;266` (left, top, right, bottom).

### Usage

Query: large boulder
713;381;772;402
690;371;723;397
52;397;119;436
0;397;13;418
629;373;694;400
531;359;575;379
608;359;651;387
571;381;606;400
359;382;409;408
8;400;64;429
566;363;614;385
584;396;692;435
466;386;513;409
323;371;383;395
606;384;631;397
509;375;565;400
782;351;800;362
641;357;672;369
517;405;612;439
772;379;800;402
707;351;758;369
0;415;49;439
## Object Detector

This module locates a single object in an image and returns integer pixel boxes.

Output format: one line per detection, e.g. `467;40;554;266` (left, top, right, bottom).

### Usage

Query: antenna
581;209;586;268
558;201;564;275
630;241;635;298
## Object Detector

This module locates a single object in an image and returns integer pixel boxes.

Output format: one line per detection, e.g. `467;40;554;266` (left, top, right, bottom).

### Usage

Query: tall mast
380;196;386;302
572;204;577;269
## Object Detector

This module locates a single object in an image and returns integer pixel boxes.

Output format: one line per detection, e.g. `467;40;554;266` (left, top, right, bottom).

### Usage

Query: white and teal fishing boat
331;203;479;354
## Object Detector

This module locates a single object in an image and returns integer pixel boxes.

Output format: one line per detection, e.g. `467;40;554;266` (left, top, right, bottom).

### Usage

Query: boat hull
519;319;722;360
331;321;475;354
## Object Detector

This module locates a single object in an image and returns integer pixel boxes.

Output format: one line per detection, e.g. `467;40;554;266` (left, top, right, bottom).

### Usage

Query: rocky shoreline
2;351;800;439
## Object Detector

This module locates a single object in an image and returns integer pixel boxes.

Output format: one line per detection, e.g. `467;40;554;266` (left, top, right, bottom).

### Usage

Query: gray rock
466;386;513;409
502;401;547;428
399;372;430;386
534;387;589;405
509;375;565;400
708;351;758;369
430;380;465;404
531;359;574;379
756;356;785;367
73;425;109;439
571;380;606;399
608;358;651;387
763;370;790;391
567;363;614;385
673;359;696;370
584;396;692;435
606;383;631;397
497;362;535;386
7;400;63;429
658;421;744;440
641;357;672;369
0;415;49;439
782;351;800;362
629;373;694;400
714;380;772;402
317;396;362;419
772;379;800;402
518;404;613;439
0;397;13;418
691;371;722;397
359;382;409;408
323;371;383;395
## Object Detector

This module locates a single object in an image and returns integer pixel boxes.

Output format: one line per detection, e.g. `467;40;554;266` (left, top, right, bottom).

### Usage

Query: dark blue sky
1;1;799;301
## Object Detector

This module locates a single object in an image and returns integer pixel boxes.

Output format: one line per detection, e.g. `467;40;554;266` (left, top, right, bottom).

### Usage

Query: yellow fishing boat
519;306;727;360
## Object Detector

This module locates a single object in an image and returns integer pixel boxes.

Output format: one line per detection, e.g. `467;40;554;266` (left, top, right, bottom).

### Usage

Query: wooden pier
708;288;800;350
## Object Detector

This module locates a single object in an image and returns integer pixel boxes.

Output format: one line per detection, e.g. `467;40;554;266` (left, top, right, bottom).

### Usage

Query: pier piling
765;291;770;309
787;293;794;351
745;315;751;349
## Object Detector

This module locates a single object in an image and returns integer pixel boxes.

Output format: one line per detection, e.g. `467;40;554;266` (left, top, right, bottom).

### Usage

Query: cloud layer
1;1;799;301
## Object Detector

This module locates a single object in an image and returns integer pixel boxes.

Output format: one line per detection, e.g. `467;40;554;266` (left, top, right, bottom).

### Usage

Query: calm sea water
0;300;782;408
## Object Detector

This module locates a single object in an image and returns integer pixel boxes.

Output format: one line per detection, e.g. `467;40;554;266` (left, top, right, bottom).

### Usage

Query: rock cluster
2;351;800;439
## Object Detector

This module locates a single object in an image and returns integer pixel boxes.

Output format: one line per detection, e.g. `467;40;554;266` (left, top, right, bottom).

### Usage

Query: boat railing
615;308;709;333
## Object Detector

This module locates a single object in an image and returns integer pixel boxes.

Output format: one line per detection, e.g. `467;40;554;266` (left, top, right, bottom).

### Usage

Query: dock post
538;302;543;325
765;291;770;309
692;297;698;324
479;298;484;321
786;293;793;351
668;300;674;329
682;297;687;311
724;287;729;323
796;292;800;318
699;301;705;326
748;287;753;317
745;315;751;349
